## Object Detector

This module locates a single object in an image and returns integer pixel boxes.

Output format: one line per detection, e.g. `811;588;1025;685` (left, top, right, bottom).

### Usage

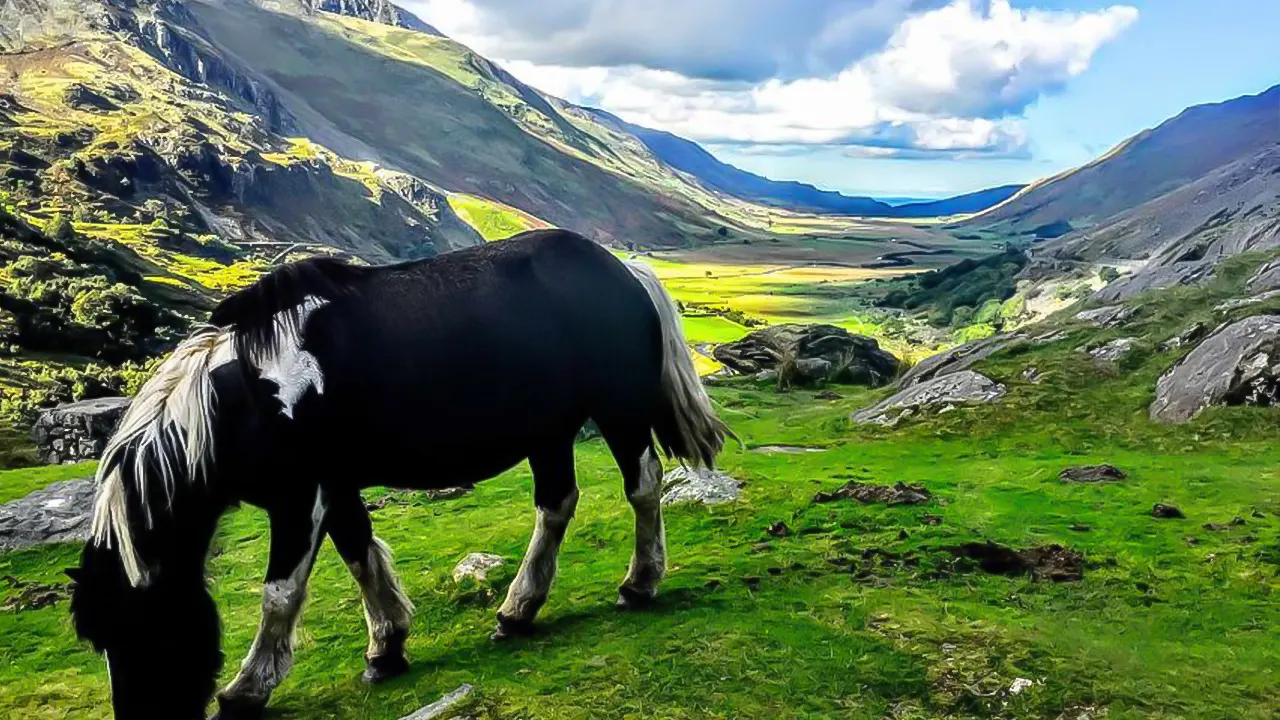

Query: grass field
1;264;1278;719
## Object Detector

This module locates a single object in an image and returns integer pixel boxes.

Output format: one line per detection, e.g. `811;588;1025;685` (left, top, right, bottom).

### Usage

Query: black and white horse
67;230;732;719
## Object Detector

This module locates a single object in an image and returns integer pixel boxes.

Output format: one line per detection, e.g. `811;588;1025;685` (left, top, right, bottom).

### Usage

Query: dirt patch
366;485;474;511
942;542;1083;582
1059;465;1127;483
813;481;932;505
2;575;68;612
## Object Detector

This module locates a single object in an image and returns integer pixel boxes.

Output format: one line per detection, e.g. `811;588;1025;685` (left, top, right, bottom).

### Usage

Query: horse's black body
69;230;730;719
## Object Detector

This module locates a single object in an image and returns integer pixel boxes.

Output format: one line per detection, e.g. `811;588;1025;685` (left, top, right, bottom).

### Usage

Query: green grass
681;315;750;344
0;462;95;504
2;265;1279;719
447;194;548;241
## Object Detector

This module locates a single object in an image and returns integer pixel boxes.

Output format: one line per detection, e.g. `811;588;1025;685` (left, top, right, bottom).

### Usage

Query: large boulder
899;333;1024;388
1151;315;1280;423
713;324;899;386
0;479;96;551
33;397;130;465
852;370;1006;426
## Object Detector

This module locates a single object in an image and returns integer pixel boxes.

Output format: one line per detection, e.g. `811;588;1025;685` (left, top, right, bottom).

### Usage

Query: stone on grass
1075;305;1136;328
1152;503;1185;519
399;683;474;720
852;370;1005;426
713;324;899;386
1059;465;1127;483
452;553;504;583
897;333;1024;389
661;467;741;506
1150;315;1280;423
1084;337;1138;363
33;397;130;465
0;479;96;551
813;481;932;505
1159;323;1209;352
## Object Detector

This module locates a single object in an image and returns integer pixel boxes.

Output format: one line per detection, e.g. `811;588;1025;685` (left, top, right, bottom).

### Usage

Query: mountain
975;85;1280;234
981;85;1280;308
586;108;1024;217
890;185;1027;218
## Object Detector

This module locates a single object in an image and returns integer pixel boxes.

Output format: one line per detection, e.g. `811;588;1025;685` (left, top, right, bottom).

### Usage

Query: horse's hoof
491;612;534;641
211;695;267;720
362;652;410;684
616;585;656;610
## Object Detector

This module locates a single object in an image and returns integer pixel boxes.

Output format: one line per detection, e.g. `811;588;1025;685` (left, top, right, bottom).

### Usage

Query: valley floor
1;318;1277;718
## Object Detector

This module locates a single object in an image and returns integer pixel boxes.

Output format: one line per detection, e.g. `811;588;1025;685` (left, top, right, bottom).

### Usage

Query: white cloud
406;0;1137;156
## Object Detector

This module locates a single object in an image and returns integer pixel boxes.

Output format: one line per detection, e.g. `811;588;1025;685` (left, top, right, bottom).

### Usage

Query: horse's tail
91;257;364;588
625;261;737;469
90;326;235;587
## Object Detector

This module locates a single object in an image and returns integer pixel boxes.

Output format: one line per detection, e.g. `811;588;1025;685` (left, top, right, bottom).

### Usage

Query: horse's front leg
215;488;327;719
327;489;415;684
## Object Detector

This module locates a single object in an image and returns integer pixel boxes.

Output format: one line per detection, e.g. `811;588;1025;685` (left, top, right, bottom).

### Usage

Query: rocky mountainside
975;85;1279;236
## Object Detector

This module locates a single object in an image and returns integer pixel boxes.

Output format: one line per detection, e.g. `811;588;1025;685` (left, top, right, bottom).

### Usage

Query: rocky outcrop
1075;305;1136;328
661;467;741;506
33;397;130;465
0;479;96;551
899;334;1023;388
1084;337;1138;363
307;0;443;34
1151;315;1280;423
713;324;899;386
1247;259;1280;293
852;370;1006;426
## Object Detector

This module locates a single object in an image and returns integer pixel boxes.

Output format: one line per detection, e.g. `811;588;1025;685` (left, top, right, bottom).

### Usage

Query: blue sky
406;0;1279;198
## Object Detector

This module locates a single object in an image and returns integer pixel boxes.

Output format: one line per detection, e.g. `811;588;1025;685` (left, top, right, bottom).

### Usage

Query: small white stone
1009;677;1035;695
452;553;505;583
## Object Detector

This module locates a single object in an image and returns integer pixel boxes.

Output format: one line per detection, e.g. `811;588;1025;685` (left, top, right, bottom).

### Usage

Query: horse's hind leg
215;488;327;719
607;430;667;609
327;490;414;684
493;440;579;640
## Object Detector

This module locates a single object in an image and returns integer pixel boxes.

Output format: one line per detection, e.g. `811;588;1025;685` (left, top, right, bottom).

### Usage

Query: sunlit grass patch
447;194;549;241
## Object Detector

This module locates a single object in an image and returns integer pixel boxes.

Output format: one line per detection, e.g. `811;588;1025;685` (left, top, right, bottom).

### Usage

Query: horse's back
294;231;662;487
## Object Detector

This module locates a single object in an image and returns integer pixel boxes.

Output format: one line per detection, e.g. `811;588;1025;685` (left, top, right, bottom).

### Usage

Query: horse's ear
64;567;82;582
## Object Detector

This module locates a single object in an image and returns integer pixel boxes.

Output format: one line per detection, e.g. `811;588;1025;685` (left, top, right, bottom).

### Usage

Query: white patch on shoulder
257;296;329;419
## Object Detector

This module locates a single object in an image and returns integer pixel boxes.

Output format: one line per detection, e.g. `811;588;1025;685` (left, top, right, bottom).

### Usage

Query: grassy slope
2;260;1278;719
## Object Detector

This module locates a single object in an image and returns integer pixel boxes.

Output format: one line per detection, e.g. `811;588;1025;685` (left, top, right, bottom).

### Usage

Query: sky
401;0;1280;199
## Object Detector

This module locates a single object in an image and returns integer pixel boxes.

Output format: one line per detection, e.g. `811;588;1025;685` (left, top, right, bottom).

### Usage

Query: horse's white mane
90;297;330;587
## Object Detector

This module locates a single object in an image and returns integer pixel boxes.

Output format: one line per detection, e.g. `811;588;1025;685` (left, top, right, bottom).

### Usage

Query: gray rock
1085;337;1138;362
793;358;833;383
751;445;826;454
1093;262;1216;304
1247;259;1280;293
714;324;899;386
852;370;1006;426
1075;305;1136;328
33;397;130;465
661;467;741;506
1151;315;1280;423
1022;366;1042;383
1214;290;1280;312
399;684;474;720
899;333;1024;389
1159;323;1209;352
452;553;504;583
0;479;96;551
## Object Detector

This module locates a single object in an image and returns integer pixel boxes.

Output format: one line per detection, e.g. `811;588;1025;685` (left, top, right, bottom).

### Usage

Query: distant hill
975;85;1280;234
585;109;1023;218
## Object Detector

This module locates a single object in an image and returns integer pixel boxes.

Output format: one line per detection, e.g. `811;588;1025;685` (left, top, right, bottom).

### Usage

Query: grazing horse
66;230;731;719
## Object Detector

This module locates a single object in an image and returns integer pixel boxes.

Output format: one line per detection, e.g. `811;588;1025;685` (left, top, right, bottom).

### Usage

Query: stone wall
33;397;131;465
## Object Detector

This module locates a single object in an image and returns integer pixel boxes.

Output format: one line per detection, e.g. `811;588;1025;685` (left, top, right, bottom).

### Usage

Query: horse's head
69;540;223;719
